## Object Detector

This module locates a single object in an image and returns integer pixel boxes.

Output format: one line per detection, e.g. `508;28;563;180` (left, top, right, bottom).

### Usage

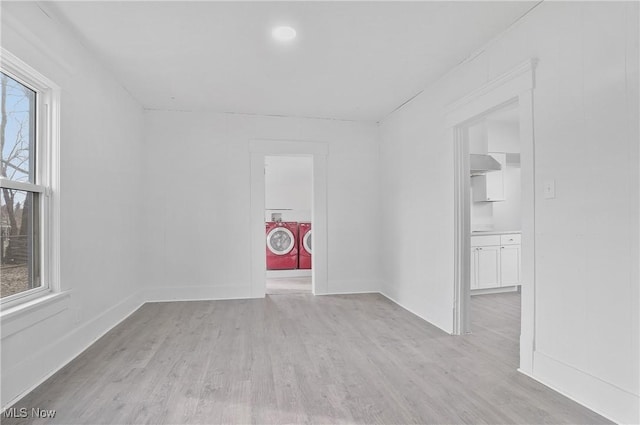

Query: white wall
491;166;521;231
468;120;488;154
1;3;145;408
486;119;520;153
1;2;637;423
469;119;522;231
488;119;521;231
470;200;494;231
142;111;380;298
379;2;638;423
265;155;312;223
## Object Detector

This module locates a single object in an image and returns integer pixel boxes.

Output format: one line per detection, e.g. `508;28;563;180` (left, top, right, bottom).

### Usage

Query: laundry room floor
266;276;312;295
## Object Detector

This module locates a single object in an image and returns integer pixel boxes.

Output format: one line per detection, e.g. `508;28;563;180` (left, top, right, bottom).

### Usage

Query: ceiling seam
142;107;372;124
34;1;146;110
378;0;545;124
40;1;544;125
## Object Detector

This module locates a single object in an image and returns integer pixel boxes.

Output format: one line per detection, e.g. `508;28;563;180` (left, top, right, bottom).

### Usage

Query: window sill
0;291;71;339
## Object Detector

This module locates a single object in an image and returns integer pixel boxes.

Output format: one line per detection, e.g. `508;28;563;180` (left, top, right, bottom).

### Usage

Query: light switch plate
543;180;556;199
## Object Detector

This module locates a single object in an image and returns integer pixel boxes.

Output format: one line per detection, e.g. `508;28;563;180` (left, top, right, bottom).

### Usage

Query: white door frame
249;139;328;297
446;59;537;374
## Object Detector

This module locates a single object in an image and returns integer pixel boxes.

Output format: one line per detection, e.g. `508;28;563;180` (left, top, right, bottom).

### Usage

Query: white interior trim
452;126;471;334
145;284;252;303
445;60;537;377
0;179;45;193
266;269;312;279
445;59;538;126
0;48;61;306
0;48;61;93
0;291;70;338
1;290;144;411
249;139;328;297
517;89;536;374
525;352;638;424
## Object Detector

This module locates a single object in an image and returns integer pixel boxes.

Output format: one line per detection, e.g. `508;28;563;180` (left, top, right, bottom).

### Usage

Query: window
0;49;59;305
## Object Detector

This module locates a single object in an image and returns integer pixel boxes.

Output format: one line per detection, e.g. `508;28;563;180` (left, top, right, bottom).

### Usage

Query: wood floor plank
3;292;611;424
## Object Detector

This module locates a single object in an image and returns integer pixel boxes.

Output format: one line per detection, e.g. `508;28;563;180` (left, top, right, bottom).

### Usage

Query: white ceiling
48;1;538;122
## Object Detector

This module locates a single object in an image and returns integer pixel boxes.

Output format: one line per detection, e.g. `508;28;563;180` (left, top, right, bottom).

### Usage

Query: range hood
470;154;501;174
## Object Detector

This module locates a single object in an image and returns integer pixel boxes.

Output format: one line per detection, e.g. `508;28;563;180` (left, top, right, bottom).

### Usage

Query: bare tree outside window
0;72;40;298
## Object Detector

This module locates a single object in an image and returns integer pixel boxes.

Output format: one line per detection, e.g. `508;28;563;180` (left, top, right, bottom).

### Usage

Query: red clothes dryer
266;222;298;270
298;222;312;269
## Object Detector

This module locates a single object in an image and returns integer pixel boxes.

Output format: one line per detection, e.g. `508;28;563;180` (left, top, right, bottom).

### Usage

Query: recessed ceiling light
272;26;297;42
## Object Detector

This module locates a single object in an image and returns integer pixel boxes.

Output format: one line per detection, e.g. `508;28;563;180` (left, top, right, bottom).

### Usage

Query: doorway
448;59;536;374
249;139;328;298
466;103;523;349
264;155;313;295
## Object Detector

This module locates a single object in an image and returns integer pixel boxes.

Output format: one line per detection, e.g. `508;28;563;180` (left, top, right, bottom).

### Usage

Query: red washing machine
298;222;312;269
266;222;298;270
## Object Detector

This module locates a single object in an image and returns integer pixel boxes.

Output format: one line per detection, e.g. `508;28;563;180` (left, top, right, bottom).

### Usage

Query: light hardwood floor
4;293;610;424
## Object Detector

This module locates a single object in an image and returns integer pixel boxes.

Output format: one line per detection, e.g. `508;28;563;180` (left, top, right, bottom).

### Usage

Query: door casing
250;139;328;297
446;59;537;374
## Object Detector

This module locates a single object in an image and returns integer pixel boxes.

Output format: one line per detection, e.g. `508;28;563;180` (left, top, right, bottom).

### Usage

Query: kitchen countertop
471;230;521;236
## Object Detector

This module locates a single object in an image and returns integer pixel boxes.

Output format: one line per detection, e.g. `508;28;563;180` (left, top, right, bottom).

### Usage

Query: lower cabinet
499;244;520;286
475;246;500;289
471;233;521;290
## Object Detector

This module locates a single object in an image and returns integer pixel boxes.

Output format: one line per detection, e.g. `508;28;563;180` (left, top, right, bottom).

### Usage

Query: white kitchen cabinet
499;245;520;286
471;153;506;202
475;246;500;288
470;232;521;291
500;234;521;245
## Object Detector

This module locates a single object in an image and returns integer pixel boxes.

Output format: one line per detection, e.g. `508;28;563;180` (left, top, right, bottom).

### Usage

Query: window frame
0;48;60;308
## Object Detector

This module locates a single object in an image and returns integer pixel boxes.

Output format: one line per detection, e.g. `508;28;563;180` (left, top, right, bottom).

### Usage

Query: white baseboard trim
266;269;312;278
379;291;453;335
7;286;633;425
0;286;383;411
526;351;639;424
315;290;379;296
1;290;145;410
324;279;381;295
144;284;253;302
